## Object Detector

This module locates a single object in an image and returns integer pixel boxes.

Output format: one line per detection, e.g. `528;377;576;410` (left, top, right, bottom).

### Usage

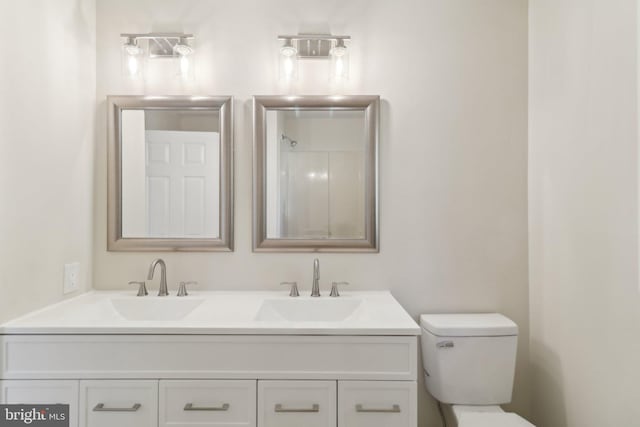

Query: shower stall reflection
265;110;366;240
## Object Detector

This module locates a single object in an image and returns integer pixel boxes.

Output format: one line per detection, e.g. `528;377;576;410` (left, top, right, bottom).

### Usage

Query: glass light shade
279;41;298;81
177;54;195;81
329;42;349;82
174;40;195;81
121;39;144;79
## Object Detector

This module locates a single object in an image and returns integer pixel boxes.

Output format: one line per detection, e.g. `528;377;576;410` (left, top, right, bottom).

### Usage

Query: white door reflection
121;110;220;239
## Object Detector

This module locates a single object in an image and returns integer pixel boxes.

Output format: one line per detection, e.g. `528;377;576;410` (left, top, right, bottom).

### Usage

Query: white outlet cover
63;262;80;294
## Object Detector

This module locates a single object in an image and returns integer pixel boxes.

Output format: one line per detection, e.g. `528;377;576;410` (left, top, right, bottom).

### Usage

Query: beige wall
528;0;640;425
0;1;96;323
94;1;529;425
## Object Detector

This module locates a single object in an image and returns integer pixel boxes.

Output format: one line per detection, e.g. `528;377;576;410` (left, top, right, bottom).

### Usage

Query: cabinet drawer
80;380;157;427
160;380;256;427
0;380;79;427
258;380;336;427
338;381;416;427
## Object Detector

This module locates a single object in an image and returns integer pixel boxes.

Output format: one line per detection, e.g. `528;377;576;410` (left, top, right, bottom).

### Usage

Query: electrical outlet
63;262;80;294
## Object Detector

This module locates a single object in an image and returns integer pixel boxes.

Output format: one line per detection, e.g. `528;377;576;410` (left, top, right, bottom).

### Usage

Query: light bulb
174;38;195;81
181;55;190;75
330;39;349;82
279;39;298;81
174;40;194;56
128;55;139;76
121;37;144;79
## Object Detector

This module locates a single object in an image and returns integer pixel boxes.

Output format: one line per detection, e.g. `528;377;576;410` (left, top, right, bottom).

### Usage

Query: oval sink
110;297;204;321
255;298;362;322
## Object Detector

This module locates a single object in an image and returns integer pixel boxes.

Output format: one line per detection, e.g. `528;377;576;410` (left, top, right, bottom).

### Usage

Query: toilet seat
453;405;534;427
456;412;534;427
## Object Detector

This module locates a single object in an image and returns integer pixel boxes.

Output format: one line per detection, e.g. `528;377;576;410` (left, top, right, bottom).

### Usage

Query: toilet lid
457;412;535;427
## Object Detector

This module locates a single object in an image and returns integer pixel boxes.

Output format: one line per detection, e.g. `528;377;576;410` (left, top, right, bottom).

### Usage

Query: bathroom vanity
0;291;419;427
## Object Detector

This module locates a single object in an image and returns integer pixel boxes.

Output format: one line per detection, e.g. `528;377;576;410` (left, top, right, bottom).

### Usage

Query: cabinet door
160;380;256;427
0;380;79;427
338;381;416;427
80;380;157;427
258;380;336;427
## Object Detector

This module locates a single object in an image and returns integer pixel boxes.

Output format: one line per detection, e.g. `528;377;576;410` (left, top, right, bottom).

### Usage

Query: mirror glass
120;109;220;239
108;96;233;252
265;109;366;239
253;95;379;252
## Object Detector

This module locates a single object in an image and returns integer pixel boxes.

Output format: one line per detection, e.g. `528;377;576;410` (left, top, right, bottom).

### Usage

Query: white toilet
420;313;534;427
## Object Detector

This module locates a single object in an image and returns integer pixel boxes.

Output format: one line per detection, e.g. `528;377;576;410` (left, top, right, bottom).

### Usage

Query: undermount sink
254;298;363;322
110;297;204;321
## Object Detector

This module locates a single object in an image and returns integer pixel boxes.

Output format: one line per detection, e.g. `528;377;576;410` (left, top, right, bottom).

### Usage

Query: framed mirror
107;95;233;251
253;95;379;252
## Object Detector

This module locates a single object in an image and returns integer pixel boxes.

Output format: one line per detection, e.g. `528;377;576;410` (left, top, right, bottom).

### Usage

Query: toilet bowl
420;313;535;427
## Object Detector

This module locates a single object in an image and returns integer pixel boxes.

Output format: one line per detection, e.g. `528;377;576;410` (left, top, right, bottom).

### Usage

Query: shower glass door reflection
266;110;366;240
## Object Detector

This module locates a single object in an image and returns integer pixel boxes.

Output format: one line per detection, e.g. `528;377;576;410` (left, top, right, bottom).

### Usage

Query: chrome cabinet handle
274;403;319;413
93;403;141;412
355;404;401;413
280;281;300;297
184;403;230;411
329;281;349;297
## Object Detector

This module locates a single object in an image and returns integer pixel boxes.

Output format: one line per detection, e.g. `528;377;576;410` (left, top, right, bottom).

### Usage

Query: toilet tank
420;313;518;405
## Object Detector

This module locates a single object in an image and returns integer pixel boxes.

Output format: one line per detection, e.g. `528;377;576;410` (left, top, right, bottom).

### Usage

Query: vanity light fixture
120;33;195;80
277;34;351;82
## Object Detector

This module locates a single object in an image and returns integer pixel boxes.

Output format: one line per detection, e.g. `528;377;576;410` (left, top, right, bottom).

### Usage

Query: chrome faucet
147;259;168;296
311;258;321;297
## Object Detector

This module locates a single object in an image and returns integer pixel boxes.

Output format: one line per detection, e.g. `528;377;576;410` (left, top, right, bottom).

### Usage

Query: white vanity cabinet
0;292;421;427
0;335;418;427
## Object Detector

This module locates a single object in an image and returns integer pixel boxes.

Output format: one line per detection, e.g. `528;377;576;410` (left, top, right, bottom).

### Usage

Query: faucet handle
280;281;300;297
177;281;197;297
128;281;148;297
330;281;349;297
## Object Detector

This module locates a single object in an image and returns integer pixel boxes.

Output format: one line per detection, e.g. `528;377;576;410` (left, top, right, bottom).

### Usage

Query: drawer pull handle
184;403;230;411
93;403;141;412
356;404;401;413
274;403;320;413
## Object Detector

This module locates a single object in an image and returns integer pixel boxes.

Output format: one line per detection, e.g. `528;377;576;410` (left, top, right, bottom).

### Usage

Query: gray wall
0;0;96;322
529;0;640;425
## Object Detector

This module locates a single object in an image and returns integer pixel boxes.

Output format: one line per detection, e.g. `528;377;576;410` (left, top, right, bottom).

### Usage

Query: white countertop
0;290;420;336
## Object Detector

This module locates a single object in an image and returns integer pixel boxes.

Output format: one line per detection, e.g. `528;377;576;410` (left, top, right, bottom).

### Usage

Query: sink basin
254;298;363;322
110;298;204;321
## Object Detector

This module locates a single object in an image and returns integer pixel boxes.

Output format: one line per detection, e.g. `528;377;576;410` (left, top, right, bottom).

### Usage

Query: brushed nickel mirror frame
107;95;233;251
252;95;379;252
